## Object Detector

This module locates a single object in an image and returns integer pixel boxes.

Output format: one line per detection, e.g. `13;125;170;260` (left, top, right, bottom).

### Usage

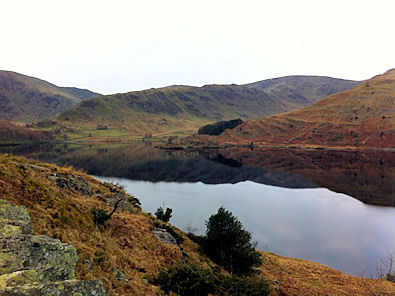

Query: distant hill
189;69;394;149
51;76;360;139
0;71;100;123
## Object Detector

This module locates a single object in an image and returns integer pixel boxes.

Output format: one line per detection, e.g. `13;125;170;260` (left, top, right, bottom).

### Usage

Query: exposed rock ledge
0;199;108;296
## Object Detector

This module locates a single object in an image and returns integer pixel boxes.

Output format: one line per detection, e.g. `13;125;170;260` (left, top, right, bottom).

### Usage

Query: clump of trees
198;118;242;136
155;207;173;222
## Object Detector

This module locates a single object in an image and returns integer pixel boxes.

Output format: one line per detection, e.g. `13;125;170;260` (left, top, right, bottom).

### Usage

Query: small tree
155;207;173;222
204;207;262;275
91;199;123;227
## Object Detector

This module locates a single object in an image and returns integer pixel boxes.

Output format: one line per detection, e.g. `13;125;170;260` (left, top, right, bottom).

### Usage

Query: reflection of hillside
0;143;314;188
1;144;393;206
218;148;395;207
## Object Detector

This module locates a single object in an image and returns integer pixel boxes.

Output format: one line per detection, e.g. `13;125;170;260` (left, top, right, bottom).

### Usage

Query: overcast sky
1;0;394;94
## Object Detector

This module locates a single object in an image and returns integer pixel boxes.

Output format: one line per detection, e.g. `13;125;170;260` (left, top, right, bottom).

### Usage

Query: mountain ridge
0;70;100;123
47;75;361;140
179;69;394;149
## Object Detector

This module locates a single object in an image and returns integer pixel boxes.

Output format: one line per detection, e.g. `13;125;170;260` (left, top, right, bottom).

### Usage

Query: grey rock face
49;173;92;196
152;228;178;246
0;199;107;296
0;235;77;281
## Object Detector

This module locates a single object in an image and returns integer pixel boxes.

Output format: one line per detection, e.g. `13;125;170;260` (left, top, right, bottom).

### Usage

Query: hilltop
43;76;360;140
0;154;393;295
0;70;100;123
180;69;394;149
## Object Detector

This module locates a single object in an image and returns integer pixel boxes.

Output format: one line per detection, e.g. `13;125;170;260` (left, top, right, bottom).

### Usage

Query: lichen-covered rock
0;201;33;238
0;270;42;287
0;202;33;237
0;235;77;281
0;279;107;296
0;200;108;296
153;228;178;246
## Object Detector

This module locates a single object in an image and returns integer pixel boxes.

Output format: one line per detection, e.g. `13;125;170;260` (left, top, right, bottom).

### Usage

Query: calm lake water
1;143;394;277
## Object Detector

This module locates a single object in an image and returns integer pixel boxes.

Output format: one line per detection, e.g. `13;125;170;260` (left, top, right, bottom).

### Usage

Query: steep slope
0;154;393;295
189;69;394;149
50;76;360;139
0;71;100;122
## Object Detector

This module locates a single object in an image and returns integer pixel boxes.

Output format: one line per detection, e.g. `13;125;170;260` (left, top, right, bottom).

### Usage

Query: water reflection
1;143;393;206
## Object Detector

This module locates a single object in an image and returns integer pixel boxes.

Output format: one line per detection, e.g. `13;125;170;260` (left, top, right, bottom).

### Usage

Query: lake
1;142;394;277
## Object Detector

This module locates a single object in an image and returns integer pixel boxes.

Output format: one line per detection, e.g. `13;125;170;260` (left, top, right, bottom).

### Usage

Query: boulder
0;199;108;296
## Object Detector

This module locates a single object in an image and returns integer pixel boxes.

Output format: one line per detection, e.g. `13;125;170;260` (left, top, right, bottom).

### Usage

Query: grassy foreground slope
47;76;360;140
186;69;394;149
0;154;393;295
0;70;100;123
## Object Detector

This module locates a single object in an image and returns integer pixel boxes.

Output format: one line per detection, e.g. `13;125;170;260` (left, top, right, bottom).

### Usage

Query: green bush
155;206;172;222
218;275;270;296
91;208;111;227
157;264;216;296
156;263;270;296
204;207;262;275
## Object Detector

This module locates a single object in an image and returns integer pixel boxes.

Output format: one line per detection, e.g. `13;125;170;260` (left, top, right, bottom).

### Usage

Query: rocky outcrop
152;228;178;246
49;173;92;196
0;199;108;296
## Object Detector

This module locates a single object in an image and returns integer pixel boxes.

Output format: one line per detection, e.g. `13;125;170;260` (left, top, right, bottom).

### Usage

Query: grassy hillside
46;76;360;141
0;70;100;123
182;69;394;149
0;154;393;295
0;119;53;144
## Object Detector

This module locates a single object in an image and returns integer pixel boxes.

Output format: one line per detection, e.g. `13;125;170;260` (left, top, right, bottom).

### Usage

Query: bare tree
376;251;394;282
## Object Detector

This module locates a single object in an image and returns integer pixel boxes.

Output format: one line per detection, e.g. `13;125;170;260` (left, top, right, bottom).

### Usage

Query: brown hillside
0;119;53;143
46;76;360;140
195;69;395;149
0;71;100;123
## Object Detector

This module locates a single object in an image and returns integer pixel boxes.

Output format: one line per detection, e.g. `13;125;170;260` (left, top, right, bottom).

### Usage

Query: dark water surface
1;143;394;277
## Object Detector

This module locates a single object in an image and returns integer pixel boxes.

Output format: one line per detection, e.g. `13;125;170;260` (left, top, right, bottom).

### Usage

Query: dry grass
0;154;211;295
260;251;395;296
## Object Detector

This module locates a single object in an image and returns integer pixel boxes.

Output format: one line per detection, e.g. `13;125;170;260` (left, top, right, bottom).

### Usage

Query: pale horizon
1;0;394;94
